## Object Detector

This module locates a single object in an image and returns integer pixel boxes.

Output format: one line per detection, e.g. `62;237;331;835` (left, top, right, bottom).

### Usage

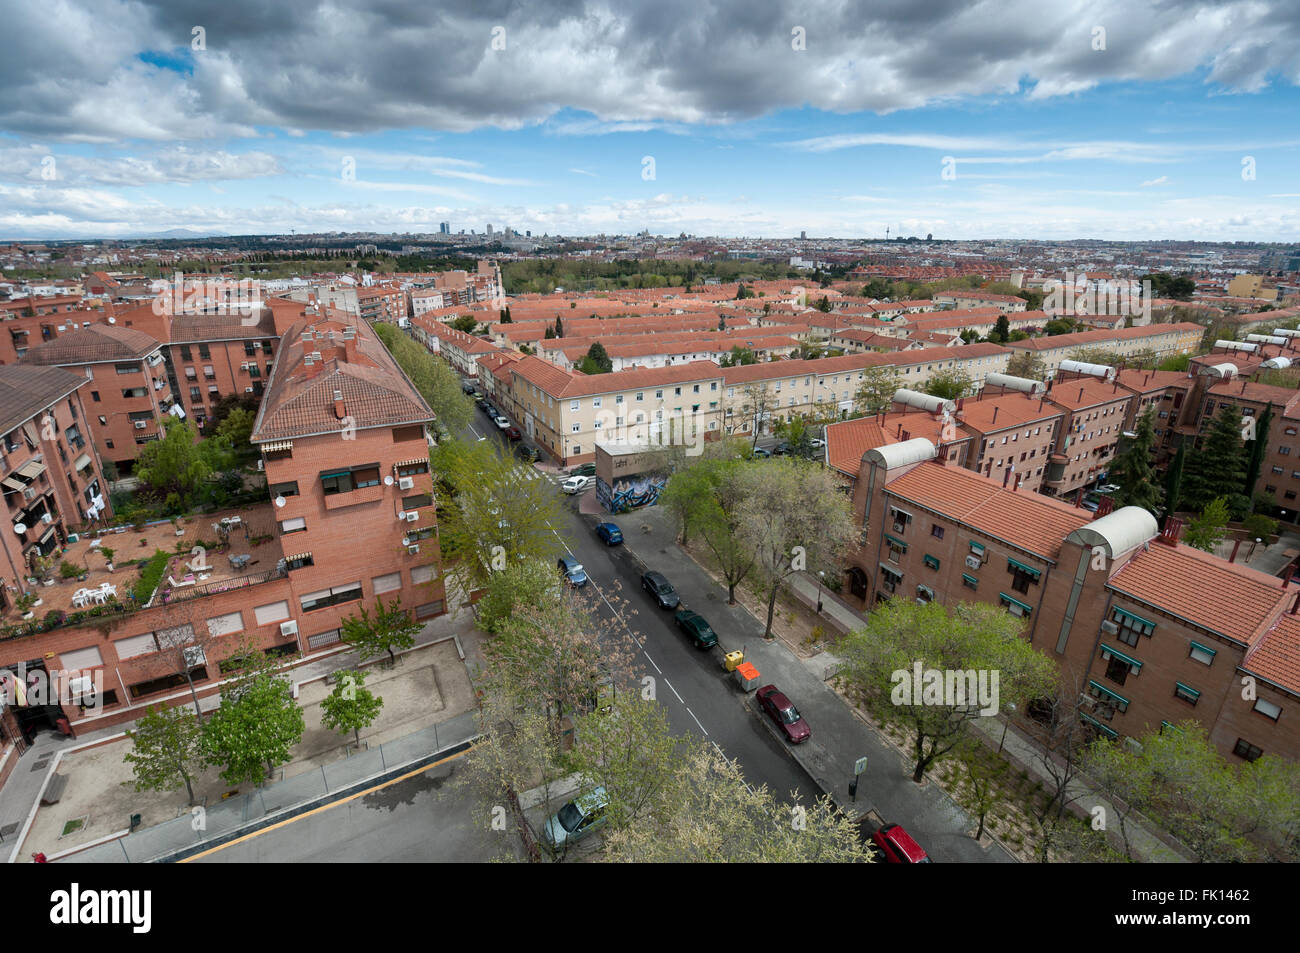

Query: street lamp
816;570;825;615
1251;537;1263;559
997;702;1017;754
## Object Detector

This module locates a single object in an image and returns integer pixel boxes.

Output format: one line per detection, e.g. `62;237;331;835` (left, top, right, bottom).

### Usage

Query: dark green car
674;609;717;649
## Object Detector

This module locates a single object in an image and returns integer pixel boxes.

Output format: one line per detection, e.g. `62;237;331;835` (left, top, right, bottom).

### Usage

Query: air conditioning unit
1100;620;1119;635
405;511;419;522
280;620;298;637
22;487;35;501
244;387;254;393
1080;693;1096;709
256;459;264;471
398;476;414;490
134;420;147;430
41;513;53;524
67;676;94;701
407;544;420;555
965;554;982;570
396;511;406;521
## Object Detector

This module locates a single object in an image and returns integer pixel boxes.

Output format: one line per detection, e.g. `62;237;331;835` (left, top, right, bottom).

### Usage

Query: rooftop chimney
1078;386;1085;401
333;388;346;419
1158;517;1182;546
992;406;999;424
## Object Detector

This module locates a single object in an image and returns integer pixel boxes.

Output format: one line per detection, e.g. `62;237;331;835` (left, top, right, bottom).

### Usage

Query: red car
505;426;522;441
756;684;810;744
872;824;931;863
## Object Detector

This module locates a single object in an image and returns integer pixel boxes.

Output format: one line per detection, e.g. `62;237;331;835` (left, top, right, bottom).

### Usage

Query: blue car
557;555;588;587
595;522;624;546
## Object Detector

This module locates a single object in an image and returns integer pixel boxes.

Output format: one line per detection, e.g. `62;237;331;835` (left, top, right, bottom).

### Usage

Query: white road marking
664;678;685;704
686;706;708;735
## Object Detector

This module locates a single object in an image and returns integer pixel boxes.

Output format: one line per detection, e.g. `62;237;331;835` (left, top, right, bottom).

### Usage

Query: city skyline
3;0;1300;241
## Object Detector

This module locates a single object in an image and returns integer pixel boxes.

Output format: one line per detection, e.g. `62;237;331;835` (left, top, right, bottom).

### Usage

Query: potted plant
60;561;81;582
15;592;36;620
100;546;115;572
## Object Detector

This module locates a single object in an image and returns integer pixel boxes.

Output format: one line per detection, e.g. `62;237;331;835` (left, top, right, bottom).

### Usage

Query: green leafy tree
341;597;420;665
1043;318;1080;336
990;314;1010;343
1242;402;1273;497
815;295;832;312
123;704;205;805
1184;496;1230;552
578;341;613;374
449;314;479;334
1107;406;1164;514
923;368;973;401
544;325;556;339
719;346;757;367
214;407;255;458
374;323;473;435
1164;440;1186;517
954;738;1009;841
735;458;856;638
319;670;384;747
854;366;904;416
1005;352;1047;380
554;316;564;338
837;601;1057;782
475;557;562;634
1182;405;1246;510
134;419;214;504
202;662;305;786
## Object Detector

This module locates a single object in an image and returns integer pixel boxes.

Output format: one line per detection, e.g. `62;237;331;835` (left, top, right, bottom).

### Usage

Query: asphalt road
463;401;817;806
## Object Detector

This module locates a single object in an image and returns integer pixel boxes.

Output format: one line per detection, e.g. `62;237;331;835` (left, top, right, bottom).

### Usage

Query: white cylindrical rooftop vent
1261;357;1292;369
1058;359;1115;380
1245;334;1287;345
1214;340;1258;353
984;372;1045;394
891;388;956;414
1270;328;1300;339
1201;362;1239;379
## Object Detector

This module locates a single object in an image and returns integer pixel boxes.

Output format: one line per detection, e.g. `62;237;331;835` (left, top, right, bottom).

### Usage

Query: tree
990;314;1010;343
853;366;904;416
341;597;420;665
742;383;773;450
1164;440;1186;517
1182;405;1246;510
123;704;204;805
953;738;1007;841
1184;497;1230;552
602;745;873;862
735;283;748;300
373;322;474;435
202;661;305;786
214;407;255;458
815;295;832;313
1005;352;1047;380
144;615;221;721
319;670;384;747
554;316;564;338
1107;406;1163;514
134;419;214;504
449;314;479;334
923;368;973;401
837;601;1057;783
663;458;758;603
475;557;562;634
735;458;856;638
719;346;757;367
435;439;562;599
578;341;613;374
501;306;513;323
1043;318;1080;336
544;325;556;339
1243;402;1273;497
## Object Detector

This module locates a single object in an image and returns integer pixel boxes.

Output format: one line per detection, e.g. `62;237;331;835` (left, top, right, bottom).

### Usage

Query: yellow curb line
181;745;475;861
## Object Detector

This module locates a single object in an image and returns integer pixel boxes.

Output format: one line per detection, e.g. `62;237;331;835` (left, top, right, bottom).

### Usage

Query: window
206;611;244;637
114;362;140;375
90;391;100;402
931;524;944;539
656;390;663;399
300;582;361;612
270;480;299;498
396;461;429;477
593;397;602;408
1088;680;1129;715
1008;558;1040;594
885;535;907;561
615;394;624;404
923;554;940;570
352;466;380;489
1100;645;1142;686
308;628;343;650
203;365;216;379
320;470;354;495
1233;738;1263;762
999;593;1033;618
1188;642;1216;666
1173;682;1201;706
253;601;291;626
572;423;581;433
372;571;401;595
1112;607;1154;647
279;516;306;534
1282;446;1292;456
286;553;315;571
1253;698;1282;722
961;573;978;590
889;506;912;534
179;344;192;361
402;494;431;511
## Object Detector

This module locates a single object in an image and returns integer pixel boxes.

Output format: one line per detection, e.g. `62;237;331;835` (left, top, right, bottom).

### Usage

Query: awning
1000;592;1033;614
1;476;23;490
1088;681;1130;706
262;440;294;453
74;453;91;471
394;457;427;468
1007;557;1041;578
879;563;903;579
286;552;312;562
15;459;45;480
1100;645;1143;670
1112;606;1154;629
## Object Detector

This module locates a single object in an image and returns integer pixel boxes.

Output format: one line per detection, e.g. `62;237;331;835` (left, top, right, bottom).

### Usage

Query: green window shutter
1189;641;1217;658
1089;680;1130;707
999;593;1033;614
1100;645;1143;670
961;573;978;587
1006;557;1041;578
1112;606;1155;629
1081;713;1118;739
923;554;940;570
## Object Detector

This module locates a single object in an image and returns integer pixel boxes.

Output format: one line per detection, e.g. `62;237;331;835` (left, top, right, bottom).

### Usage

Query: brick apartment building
166;312;281;430
20;325;175;472
0;307;446;747
843;439;1300;762
1040;373;1133;499
0;307;116;365
0;365;110;609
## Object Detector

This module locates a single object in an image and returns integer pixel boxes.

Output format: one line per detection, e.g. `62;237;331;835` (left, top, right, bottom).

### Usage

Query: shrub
1243;513;1278;539
60;561;82;580
132;550;171;603
43;609;67;629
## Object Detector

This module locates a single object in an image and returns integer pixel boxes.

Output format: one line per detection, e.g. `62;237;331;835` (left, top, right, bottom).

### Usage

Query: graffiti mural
596;474;667;513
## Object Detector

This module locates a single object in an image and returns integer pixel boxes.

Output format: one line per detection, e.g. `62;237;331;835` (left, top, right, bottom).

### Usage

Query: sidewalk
0;608;481;864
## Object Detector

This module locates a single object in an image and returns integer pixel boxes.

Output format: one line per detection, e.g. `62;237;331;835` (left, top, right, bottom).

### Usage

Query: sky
2;0;1300;241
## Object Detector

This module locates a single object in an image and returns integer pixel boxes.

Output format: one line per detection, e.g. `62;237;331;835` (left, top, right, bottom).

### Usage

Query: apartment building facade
1004;322;1203;377
1039;374;1133;499
166;312;280;430
20;325;174;472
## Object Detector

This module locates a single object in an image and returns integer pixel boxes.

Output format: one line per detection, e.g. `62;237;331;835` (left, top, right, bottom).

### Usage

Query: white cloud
1141;175;1170;187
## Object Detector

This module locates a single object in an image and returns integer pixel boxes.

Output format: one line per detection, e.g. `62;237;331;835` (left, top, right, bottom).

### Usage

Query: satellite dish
107;316;116;324
384;475;394;486
13;523;26;535
274;496;286;508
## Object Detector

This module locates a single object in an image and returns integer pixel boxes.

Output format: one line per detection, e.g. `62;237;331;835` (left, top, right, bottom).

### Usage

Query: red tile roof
956;392;1060;433
20;323;162;365
887;461;1090;559
1245;613;1300;696
1047;377;1131;410
1108;542;1289;645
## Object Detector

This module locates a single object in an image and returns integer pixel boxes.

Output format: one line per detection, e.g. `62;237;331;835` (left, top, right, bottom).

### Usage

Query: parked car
505;426;522;441
482;402;497;416
750;447;771;458
542;787;609;849
476;398;489;410
461;380;477;394
557;555;588;587
569;463;597;477
595;522;624;546
1096;483;1120;495
807;437;826;449
562;474;594;494
771;442;791;456
517;446;541;463
755;684;811;744
871;824;931;863
640;571;680;609
494;416;511;430
674;608;717;649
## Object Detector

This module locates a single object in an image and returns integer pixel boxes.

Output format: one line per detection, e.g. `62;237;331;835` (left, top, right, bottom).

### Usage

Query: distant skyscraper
486;224;494;236
800;230;807;240
439;222;450;234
